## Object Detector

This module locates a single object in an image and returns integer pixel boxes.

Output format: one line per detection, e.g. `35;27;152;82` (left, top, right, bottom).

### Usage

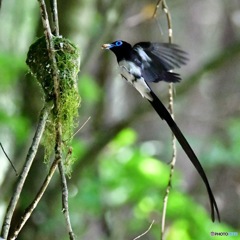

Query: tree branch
153;1;177;238
39;1;75;239
0;143;18;176
133;220;155;240
0;102;52;239
9;155;61;240
58;161;75;240
50;0;59;36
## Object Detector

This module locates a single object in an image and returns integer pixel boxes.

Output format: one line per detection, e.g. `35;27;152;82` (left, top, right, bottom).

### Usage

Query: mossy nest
26;36;81;174
26;35;80;101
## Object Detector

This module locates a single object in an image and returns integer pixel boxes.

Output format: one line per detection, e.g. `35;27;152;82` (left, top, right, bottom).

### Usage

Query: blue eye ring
115;41;123;46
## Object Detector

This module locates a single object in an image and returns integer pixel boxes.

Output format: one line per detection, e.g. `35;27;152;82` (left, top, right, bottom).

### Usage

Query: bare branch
152;0;161;18
64;117;91;143
0;143;18;176
133;220;155;240
9;155;61;240
58;161;75;240
50;0;59;36
153;1;177;239
38;1;75;239
38;0;60;107
0;102;52;239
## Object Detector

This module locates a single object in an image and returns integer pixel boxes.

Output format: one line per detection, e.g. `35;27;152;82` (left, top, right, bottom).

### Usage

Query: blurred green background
0;0;240;239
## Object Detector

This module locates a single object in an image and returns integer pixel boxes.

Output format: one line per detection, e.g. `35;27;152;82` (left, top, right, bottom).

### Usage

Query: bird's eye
115;41;123;46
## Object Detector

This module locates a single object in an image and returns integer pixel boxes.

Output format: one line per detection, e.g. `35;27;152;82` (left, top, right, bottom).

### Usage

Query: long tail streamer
148;90;220;222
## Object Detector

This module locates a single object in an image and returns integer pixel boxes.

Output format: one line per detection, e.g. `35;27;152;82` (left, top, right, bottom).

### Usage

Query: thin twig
152;0;161;18
71;117;91;139
0;102;52;239
63;116;91;144
38;0;62;173
58;161;75;240
162;1;173;44
9;155;61;240
133;220;155;240
38;0;60;107
162;1;177;239
50;0;59;36
0;143;18;176
153;1;177;239
39;1;75;239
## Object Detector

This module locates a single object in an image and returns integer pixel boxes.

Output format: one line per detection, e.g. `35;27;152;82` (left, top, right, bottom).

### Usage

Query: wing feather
132;42;188;82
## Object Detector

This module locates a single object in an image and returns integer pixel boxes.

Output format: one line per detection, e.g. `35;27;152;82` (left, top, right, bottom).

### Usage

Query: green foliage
68;127;238;239
112;128;137;146
167;220;192;240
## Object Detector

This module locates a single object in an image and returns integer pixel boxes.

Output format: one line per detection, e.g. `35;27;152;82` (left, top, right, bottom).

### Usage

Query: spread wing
131;42;188;83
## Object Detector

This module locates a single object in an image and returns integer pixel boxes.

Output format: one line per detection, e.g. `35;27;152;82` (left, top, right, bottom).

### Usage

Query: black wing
132;42;188;83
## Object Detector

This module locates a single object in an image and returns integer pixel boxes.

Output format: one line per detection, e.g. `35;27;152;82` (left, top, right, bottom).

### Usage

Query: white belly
118;60;153;101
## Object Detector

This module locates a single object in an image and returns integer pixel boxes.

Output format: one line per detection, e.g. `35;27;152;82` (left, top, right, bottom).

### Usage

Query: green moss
26;36;81;175
26;36;80;101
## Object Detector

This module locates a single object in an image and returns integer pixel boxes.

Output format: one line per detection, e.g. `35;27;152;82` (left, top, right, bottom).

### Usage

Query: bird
102;40;220;222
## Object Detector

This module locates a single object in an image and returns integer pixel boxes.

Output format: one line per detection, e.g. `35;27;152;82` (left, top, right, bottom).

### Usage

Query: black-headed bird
102;40;220;222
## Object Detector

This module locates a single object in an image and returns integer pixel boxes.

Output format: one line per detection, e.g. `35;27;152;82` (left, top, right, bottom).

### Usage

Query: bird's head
102;40;132;61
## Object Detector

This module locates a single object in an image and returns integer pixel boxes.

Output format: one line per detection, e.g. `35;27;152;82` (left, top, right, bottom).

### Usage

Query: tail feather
148;90;220;222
